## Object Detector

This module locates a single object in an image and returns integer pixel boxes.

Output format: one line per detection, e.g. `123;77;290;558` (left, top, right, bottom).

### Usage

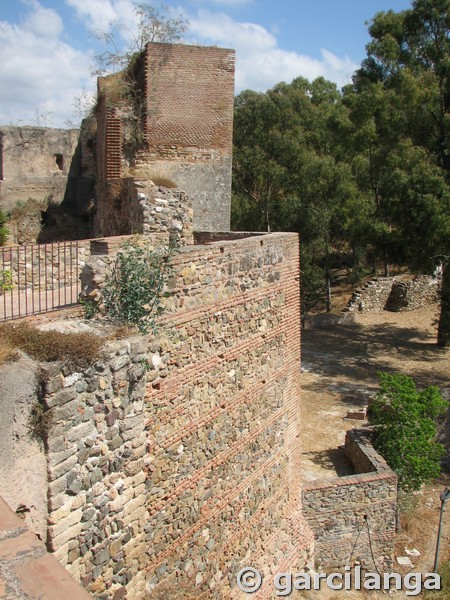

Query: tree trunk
384;252;390;278
437;261;450;348
325;267;332;313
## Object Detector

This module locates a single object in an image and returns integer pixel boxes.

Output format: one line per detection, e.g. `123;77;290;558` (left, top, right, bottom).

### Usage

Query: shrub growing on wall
370;372;448;491
102;240;175;334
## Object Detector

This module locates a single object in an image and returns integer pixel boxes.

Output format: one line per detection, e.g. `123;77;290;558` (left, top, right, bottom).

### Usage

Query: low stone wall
345;275;440;313
302;429;397;572
385;275;440;311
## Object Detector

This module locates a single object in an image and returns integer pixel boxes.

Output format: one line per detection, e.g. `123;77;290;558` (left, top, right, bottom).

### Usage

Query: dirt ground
300;304;449;598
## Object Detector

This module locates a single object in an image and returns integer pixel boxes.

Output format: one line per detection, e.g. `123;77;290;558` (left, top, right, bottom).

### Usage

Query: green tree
232;78;361;312
346;0;450;344
371;372;448;491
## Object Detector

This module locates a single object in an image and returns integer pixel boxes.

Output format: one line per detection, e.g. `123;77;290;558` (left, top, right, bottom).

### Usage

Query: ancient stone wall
96;43;235;234
385;275;441;312
6;232;313;599
302;429;397;572
0;126;94;214
345;275;440;313
93;178;193;245
141;43;235;232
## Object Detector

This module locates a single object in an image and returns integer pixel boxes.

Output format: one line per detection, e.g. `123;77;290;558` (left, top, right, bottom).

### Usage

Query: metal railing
0;241;85;321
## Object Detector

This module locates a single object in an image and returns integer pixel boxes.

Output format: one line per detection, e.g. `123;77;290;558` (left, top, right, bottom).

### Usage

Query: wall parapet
302;428;397;572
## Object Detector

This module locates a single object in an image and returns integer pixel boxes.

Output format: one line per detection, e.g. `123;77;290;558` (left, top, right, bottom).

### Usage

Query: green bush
102;241;175;334
0;269;13;293
0;210;8;245
370;372;448;491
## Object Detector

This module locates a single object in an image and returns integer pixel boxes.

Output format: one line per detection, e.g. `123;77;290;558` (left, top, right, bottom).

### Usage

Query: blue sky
0;0;413;128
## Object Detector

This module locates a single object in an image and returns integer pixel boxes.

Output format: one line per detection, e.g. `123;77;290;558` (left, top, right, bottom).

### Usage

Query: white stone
64;372;82;387
151;354;162;369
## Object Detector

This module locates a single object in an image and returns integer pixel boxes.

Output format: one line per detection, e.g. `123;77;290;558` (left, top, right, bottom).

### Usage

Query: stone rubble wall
93;178;193;246
42;336;149;599
42;232;313;599
385;275;441;311
302;429;397;572
345;275;440;313
0;240;90;292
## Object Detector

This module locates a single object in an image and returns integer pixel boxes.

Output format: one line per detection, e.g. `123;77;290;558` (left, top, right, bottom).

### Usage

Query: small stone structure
345;274;440;313
93;179;193;245
302;429;398;572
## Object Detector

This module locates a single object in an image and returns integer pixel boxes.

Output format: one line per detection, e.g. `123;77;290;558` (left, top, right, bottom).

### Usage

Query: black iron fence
0;241;89;321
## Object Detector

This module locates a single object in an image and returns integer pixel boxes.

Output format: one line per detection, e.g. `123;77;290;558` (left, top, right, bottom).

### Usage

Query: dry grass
0;341;19;365
108;324;138;339
150;175;177;189
425;560;450;599
0;321;102;369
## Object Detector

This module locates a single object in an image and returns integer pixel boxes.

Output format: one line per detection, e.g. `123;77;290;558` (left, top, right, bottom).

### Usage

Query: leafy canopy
370;372;448;491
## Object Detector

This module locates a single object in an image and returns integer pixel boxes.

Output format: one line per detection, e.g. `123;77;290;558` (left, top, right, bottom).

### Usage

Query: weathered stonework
302;429;398;572
0;126;95;216
0;232;312;599
93;178;193;245
345;274;441;313
95;43;235;235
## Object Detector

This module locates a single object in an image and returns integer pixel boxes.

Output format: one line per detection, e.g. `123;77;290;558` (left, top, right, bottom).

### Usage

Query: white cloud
189;9;358;92
23;0;64;38
0;2;93;127
193;0;253;5
66;0;137;36
0;2;358;127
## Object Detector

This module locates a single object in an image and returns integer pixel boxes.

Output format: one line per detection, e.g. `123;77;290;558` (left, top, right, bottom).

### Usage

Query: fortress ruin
0;42;397;599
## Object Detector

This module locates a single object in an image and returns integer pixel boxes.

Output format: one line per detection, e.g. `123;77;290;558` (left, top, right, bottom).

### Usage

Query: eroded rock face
0;127;79;211
0;356;48;539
